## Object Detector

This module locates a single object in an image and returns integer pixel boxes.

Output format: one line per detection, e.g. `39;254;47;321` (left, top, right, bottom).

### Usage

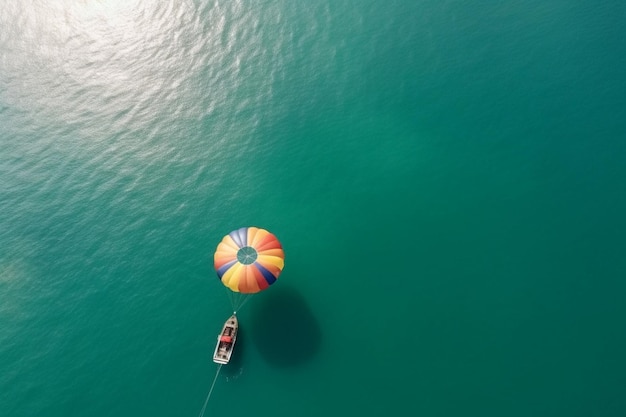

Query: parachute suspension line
225;289;252;313
198;364;222;417
235;294;253;312
227;290;238;313
226;289;236;312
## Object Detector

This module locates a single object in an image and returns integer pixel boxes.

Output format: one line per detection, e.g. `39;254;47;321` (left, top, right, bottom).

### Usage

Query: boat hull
213;315;238;364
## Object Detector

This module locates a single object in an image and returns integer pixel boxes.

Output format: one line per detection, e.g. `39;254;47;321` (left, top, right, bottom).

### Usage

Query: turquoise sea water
1;1;625;416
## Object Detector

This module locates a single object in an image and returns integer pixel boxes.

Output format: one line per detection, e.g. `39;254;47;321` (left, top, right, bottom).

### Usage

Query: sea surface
1;1;625;416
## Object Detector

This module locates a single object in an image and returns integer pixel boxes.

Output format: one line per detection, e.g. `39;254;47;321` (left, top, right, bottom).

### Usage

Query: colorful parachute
214;227;285;294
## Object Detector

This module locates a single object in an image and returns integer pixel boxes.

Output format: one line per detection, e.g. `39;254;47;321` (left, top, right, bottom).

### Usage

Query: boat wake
225;366;244;382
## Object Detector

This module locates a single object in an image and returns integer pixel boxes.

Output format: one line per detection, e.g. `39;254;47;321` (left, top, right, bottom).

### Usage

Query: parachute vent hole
237;246;258;265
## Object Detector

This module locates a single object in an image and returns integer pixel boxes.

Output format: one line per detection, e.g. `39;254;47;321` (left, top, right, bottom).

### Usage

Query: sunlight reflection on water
0;0;238;152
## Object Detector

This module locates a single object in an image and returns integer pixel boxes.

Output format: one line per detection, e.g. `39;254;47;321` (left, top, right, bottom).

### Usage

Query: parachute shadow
249;286;321;368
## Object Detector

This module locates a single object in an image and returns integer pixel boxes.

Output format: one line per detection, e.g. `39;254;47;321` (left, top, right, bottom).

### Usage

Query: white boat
213;315;238;364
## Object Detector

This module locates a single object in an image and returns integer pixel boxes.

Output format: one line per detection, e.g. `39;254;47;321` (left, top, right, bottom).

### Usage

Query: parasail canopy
214;227;285;294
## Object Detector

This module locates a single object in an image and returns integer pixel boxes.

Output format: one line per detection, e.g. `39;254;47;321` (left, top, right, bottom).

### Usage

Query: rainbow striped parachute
214;227;285;294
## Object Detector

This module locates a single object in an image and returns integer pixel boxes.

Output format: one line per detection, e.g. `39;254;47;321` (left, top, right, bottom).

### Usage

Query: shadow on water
248;285;321;368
